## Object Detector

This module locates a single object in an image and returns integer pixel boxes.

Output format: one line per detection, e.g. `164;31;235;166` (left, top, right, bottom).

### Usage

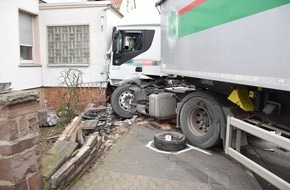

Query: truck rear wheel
111;84;136;119
179;92;225;148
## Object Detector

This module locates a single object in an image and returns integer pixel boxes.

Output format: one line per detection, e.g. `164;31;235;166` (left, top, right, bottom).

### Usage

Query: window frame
19;10;35;64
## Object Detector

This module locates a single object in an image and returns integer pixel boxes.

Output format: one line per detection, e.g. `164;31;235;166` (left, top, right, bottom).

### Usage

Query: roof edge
40;1;112;10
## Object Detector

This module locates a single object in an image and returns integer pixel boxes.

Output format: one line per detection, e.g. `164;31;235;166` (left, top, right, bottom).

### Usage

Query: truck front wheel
179;92;225;148
111;84;136;119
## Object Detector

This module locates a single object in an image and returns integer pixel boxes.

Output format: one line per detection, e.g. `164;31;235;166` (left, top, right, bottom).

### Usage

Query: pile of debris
41;103;136;189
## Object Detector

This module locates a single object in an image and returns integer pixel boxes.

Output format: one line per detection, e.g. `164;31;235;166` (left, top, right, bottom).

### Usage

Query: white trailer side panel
161;1;290;91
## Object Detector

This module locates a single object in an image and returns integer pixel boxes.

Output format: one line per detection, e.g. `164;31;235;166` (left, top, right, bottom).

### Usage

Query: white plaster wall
39;3;122;87
0;0;42;90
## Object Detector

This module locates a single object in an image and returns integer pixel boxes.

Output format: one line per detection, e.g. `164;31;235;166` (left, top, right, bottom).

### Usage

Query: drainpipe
101;8;108;31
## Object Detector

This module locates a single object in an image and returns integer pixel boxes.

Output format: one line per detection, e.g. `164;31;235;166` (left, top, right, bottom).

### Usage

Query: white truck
108;6;164;86
110;0;290;150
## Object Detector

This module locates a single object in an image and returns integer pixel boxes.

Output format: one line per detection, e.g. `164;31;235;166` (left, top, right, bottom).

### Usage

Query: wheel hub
188;107;210;136
118;90;134;111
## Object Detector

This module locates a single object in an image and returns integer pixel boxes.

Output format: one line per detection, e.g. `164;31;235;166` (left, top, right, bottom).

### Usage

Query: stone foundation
0;91;43;190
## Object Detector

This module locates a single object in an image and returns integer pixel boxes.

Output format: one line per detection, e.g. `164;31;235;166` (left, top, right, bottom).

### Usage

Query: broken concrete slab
50;160;76;189
50;134;103;189
41;141;78;179
41;103;135;189
57;104;95;143
83;120;98;130
83;132;99;147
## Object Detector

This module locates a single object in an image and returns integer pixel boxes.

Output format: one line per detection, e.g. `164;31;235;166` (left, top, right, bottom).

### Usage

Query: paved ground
243;135;290;190
70;123;262;190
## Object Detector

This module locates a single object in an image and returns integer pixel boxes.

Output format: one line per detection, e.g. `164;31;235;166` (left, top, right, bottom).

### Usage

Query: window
19;11;34;63
116;32;143;53
47;25;89;65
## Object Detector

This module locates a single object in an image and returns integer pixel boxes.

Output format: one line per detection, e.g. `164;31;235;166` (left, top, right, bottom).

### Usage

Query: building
0;0;42;90
0;0;122;109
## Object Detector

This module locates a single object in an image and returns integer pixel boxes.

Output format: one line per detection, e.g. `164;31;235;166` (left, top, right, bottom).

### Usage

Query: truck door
112;29;155;66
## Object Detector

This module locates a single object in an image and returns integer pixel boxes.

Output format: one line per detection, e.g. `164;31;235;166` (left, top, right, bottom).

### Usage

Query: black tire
111;84;136;119
179;92;225;149
154;132;187;151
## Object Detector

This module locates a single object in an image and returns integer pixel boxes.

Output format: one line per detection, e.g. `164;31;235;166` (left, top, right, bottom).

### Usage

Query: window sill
19;63;42;67
47;64;89;67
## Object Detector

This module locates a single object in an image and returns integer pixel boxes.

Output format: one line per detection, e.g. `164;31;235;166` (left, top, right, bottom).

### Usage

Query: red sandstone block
0;180;27;190
11;150;38;183
0;106;5;114
29;122;39;135
0;136;38;156
27;172;43;190
18;116;29;138
0;148;38;183
14;179;28;190
0;158;13;181
28;114;39;134
4;102;39;119
0;119;18;141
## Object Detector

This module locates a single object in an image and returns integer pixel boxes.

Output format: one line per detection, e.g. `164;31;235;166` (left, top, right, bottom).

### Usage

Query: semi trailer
110;0;290;149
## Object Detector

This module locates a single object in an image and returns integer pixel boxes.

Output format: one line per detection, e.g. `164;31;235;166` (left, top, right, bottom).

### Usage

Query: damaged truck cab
108;7;164;86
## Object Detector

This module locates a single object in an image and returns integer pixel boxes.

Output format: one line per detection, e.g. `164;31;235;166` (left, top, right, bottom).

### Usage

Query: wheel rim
118;90;135;111
187;106;210;136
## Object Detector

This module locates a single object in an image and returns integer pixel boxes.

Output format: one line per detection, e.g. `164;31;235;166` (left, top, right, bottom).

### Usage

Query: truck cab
108;7;164;86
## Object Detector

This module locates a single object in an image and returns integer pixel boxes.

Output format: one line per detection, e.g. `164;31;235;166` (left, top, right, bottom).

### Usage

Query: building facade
0;0;122;109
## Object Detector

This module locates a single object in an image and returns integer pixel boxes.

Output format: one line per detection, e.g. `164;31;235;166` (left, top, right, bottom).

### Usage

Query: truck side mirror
113;30;118;40
112;26;117;37
112;30;119;53
112;40;117;53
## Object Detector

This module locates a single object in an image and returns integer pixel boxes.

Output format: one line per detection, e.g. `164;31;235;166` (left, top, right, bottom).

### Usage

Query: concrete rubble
41;103;137;189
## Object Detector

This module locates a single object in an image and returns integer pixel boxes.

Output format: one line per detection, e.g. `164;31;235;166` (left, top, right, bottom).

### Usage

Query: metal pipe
101;8;108;31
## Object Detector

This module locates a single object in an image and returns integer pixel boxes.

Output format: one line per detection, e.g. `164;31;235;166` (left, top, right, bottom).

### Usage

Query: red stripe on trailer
178;0;206;16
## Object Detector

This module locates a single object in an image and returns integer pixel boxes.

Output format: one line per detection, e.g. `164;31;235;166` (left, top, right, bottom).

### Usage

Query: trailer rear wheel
179;92;225;148
111;84;136;119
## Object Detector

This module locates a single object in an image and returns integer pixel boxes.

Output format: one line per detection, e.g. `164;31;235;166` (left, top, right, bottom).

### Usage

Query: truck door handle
135;67;142;72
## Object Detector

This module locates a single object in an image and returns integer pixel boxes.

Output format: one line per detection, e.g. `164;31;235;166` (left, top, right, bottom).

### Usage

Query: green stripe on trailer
178;0;290;37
